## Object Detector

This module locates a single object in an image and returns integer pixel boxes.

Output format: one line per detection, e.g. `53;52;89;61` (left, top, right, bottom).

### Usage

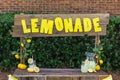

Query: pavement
0;72;10;80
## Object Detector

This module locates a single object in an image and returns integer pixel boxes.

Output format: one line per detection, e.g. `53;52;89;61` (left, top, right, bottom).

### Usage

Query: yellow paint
64;18;73;33
55;17;63;31
93;17;102;32
31;18;39;33
83;18;92;32
21;19;31;33
74;18;83;32
8;74;18;80
40;19;54;34
21;17;102;34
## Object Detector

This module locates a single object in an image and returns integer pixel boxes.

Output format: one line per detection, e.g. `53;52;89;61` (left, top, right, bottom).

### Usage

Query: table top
14;68;108;78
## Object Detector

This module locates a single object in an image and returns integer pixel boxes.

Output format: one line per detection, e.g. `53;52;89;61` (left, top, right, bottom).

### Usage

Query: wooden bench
12;13;109;80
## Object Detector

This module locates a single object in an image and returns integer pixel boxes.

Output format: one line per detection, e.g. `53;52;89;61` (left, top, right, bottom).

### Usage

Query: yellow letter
93;17;102;32
31;18;39;33
74;18;83;32
83;18;92;32
21;19;31;33
40;19;54;34
55;17;63;31
64;18;73;33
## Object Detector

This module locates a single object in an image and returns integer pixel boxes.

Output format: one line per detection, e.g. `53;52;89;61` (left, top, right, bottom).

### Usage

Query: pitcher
85;52;96;70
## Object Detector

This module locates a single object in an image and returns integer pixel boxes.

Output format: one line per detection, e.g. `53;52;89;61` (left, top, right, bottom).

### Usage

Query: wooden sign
12;14;109;37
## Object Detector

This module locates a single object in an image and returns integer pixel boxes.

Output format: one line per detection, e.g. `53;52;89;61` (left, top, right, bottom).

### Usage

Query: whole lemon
18;63;27;70
99;60;103;64
27;39;31;43
96;65;100;71
27;68;34;73
20;64;27;70
20;43;24;47
15;54;20;59
95;55;99;59
17;63;22;69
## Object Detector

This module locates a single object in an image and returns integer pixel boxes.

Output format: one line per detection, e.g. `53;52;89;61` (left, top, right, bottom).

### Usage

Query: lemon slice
88;69;93;73
33;67;40;73
28;58;33;64
93;69;97;72
27;68;34;73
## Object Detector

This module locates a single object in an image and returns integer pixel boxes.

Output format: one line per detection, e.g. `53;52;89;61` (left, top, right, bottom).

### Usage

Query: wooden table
13;68;108;80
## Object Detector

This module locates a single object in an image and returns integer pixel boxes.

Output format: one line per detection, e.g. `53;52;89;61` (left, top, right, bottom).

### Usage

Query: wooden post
20;37;24;64
95;35;100;65
95;35;100;48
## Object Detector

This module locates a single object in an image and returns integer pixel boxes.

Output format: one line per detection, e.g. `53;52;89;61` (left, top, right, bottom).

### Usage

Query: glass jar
81;61;88;73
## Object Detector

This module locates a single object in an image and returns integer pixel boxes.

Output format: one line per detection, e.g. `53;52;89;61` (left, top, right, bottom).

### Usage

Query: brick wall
0;0;120;15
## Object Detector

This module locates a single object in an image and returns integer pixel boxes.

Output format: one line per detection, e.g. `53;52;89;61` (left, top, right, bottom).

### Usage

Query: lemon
93;69;97;72
96;65;100;71
20;43;24;47
18;63;22;69
27;68;34;73
27;39;31;43
28;58;33;64
95;55;99;59
98;40;101;44
20;64;27;70
100;47;103;50
15;54;20;59
99;60;103;64
18;63;27;70
33;67;40;73
88;69;93;73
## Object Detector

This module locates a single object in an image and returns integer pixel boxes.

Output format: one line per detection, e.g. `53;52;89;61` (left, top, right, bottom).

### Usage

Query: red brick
0;0;119;15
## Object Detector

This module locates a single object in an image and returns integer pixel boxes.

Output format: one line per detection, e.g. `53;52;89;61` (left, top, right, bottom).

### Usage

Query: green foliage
0;12;120;71
101;16;120;71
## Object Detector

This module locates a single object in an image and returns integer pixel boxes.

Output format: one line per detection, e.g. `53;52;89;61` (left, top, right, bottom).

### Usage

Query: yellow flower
99;59;103;64
15;54;20;59
27;39;31;43
20;43;24;47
